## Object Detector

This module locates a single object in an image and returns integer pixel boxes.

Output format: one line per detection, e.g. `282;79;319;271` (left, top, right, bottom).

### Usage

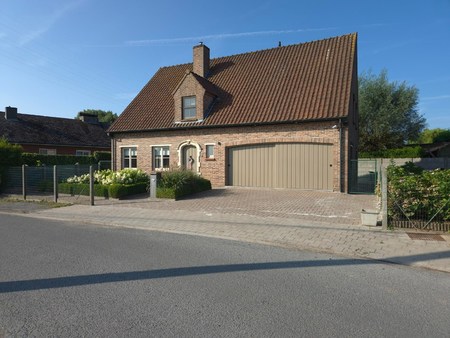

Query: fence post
53;165;58;203
22;164;27;200
381;164;388;230
89;165;94;206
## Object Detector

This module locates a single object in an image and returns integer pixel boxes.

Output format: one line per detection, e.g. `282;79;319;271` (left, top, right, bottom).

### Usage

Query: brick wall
112;121;349;192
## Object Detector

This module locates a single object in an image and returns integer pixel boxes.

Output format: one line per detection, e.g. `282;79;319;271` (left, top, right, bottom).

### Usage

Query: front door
182;145;198;171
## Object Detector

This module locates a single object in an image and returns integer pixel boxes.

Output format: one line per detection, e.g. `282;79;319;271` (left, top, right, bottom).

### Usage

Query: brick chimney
79;112;99;124
193;43;210;78
5;106;18;120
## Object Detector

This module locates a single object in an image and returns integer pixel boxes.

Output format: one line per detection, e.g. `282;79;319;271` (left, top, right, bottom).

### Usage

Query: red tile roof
109;33;357;133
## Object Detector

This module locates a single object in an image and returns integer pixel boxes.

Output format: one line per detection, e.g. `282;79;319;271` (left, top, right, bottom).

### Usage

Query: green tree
415;128;450;144
76;109;118;123
359;70;426;152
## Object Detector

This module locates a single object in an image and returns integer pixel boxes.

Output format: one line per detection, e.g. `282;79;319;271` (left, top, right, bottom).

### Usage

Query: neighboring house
421;142;450;158
0;107;111;156
108;33;359;192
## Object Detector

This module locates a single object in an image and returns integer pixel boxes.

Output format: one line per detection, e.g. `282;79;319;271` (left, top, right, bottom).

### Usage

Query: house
0;107;111;156
108;33;359;192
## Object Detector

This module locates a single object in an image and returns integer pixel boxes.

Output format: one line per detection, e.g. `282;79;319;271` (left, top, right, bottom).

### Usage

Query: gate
348;159;378;194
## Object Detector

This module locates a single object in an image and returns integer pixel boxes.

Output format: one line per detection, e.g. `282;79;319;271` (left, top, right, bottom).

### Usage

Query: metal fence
348;159;378;194
1;164;93;204
378;164;450;232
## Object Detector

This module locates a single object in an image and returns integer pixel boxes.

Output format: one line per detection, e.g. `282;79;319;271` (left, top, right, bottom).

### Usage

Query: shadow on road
1;250;449;293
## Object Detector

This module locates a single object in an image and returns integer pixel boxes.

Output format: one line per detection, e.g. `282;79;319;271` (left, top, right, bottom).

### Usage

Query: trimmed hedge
360;146;424;159
22;153;97;166
156;170;212;199
58;182;147;199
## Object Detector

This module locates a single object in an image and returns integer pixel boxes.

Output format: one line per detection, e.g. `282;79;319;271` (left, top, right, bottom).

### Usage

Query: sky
1;0;449;129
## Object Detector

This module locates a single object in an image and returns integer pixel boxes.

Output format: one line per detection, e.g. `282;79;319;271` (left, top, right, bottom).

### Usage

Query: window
122;147;137;168
205;144;215;159
153;146;170;170
76;150;91;156
182;96;196;120
39;148;56;155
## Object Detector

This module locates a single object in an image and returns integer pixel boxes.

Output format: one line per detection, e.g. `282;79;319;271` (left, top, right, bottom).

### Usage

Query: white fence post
53;165;58;203
89;165;94;206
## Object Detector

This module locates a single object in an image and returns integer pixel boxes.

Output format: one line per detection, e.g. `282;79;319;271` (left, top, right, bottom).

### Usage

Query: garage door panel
229;143;333;190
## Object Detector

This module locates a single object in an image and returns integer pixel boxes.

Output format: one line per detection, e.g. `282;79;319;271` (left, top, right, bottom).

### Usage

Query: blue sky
1;0;449;128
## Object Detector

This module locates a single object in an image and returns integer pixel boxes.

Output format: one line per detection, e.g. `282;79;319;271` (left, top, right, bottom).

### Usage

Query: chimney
193;42;210;78
5;106;18;120
79;112;99;124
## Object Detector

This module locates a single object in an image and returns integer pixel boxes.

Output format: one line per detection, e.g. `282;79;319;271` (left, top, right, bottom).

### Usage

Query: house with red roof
108;33;359;192
1;108;110;156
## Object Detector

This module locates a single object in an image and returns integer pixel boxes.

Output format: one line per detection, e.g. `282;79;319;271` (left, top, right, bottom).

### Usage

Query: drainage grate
407;233;445;241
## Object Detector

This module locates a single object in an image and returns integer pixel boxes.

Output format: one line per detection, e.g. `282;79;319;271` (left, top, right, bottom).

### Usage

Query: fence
1;164;93;204
348;159;378;194
379;163;450;232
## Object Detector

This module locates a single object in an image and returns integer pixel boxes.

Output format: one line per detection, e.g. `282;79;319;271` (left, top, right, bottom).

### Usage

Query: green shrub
58;182;147;199
21;153;96;166
156;169;211;199
93;151;111;162
387;162;450;221
360;146;424;159
0;138;23;166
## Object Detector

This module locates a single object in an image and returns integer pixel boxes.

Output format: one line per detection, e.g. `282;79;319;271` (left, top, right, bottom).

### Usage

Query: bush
58;182;147;199
360;146;424;159
156;169;211;199
387;162;450;221
21;153;96;166
0;138;23;166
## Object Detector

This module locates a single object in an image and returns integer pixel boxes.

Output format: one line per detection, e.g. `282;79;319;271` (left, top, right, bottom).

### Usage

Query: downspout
110;135;116;171
338;118;344;193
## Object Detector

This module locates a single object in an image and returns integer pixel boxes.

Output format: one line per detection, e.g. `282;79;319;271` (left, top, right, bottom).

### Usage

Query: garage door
228;143;333;190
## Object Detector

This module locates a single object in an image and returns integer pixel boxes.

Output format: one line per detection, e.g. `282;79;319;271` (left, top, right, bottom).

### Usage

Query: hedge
387;162;450;221
58;182;147;199
0;138;23;166
360;146;424;159
156;170;212;199
21;153;97;166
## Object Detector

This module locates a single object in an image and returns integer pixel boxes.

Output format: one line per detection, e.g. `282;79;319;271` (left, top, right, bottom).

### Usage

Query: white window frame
152;145;171;171
76;150;91;156
121;146;137;169
39;148;57;155
182;96;196;120
205;143;215;159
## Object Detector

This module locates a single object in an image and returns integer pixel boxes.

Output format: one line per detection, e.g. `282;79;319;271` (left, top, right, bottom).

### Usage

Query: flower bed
61;169;149;199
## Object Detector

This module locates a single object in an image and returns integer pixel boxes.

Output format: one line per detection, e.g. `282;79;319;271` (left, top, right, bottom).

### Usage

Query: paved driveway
94;188;378;226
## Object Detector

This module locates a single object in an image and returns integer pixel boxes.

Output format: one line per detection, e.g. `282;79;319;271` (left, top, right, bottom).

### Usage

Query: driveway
92;188;378;226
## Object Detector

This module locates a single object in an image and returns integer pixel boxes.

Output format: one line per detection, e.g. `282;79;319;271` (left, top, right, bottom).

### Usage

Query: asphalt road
1;213;449;337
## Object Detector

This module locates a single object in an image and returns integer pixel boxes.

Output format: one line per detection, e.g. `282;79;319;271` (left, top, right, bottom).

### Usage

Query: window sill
205;158;216;161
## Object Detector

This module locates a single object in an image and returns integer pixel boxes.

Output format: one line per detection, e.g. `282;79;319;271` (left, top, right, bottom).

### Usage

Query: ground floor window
153;146;170;170
76;150;91;156
205;144;215;159
39;148;56;155
122;147;137;168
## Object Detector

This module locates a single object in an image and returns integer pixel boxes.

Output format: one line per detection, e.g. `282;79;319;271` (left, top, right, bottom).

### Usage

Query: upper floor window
122;147;137;168
153;146;170;170
182;96;196;120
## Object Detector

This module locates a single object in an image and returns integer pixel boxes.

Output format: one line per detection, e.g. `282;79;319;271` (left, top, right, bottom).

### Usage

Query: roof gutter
108;117;348;136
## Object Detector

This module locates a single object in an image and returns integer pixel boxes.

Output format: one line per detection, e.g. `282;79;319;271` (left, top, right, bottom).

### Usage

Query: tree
415;128;450;144
75;109;118;123
358;70;426;152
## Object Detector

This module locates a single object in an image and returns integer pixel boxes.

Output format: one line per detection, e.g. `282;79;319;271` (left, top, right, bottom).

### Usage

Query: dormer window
182;96;196;120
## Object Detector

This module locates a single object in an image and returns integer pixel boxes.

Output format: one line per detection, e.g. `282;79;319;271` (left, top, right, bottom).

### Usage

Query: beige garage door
228;143;333;190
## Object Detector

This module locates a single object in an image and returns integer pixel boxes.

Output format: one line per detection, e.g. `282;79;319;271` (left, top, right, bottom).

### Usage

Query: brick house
0;107;110;155
108;33;359;192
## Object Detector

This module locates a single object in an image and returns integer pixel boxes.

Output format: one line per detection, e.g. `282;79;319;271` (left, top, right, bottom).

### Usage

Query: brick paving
24;188;450;273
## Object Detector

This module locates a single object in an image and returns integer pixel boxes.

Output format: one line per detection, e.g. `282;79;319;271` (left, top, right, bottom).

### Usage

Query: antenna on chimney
199;41;203;45
278;41;282;47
